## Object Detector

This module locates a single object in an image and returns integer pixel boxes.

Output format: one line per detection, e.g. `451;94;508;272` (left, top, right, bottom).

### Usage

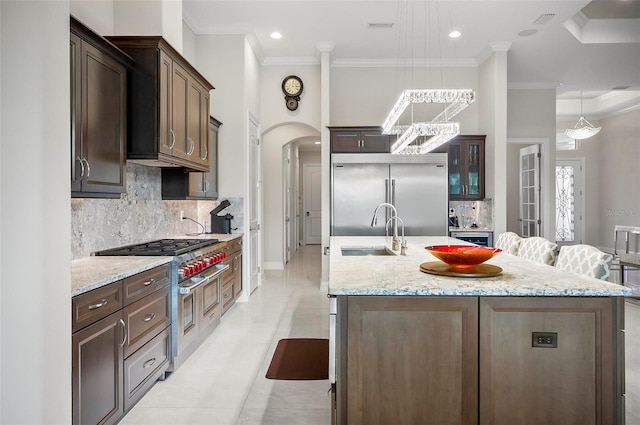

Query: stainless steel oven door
329;297;336;384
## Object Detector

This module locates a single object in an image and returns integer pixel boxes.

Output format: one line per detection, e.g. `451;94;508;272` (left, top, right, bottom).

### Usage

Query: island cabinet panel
479;297;619;425
345;296;479;425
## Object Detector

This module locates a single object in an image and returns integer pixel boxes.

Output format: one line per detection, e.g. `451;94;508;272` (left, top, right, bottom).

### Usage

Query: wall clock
282;75;303;111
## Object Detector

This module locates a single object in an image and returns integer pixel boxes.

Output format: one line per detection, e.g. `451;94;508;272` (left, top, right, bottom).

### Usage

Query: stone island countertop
329;236;631;297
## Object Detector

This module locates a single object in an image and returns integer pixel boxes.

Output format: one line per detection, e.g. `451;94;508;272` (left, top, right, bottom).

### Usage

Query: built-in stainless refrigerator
331;153;449;236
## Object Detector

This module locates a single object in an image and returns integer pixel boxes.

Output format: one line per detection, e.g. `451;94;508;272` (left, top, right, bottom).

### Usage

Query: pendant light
564;91;601;140
382;0;475;155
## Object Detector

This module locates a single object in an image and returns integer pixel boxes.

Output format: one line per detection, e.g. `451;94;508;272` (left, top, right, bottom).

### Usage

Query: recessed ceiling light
270;32;282;39
448;30;462;38
518;29;538;37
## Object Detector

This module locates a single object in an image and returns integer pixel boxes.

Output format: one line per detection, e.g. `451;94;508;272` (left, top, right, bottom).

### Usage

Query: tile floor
121;245;640;425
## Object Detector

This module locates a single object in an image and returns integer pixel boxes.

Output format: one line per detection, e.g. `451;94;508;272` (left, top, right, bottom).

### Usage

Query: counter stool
495;232;522;255
555;244;613;281
517;237;557;266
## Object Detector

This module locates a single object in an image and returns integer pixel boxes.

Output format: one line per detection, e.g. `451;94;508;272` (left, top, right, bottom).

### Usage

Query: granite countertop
329;236;632;297
71;233;243;297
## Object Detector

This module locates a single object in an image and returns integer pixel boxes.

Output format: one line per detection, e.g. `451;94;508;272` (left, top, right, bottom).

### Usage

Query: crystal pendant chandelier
382;1;476;155
564;92;601;140
383;89;475;154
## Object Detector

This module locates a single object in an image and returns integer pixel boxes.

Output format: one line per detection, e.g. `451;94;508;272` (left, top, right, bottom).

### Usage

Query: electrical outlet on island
180;210;185;221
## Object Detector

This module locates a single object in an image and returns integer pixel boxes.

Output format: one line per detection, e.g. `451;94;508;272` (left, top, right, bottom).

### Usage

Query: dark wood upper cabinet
106;36;214;172
71;16;133;198
161;116;221;200
329;127;391;153
434;135;486;200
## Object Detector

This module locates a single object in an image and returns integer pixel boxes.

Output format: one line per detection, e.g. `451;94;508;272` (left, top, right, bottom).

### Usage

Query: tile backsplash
72;163;243;259
449;199;494;229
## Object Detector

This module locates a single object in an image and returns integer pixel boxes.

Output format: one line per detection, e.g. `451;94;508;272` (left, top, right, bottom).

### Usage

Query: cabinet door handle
143;313;156;323
119;319;127;347
361;140;365;148
143;278;155;287
203;179;209;193
201;143;208;161
82;158;91;180
187;138;195;155
88;299;107;310
169;129;176;149
143;358;156;369
76;156;85;180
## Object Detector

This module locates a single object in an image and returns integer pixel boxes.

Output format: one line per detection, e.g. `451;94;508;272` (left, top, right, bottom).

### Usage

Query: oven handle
179;264;229;295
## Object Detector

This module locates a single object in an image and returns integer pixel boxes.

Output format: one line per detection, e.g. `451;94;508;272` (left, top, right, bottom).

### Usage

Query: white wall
260;65;321;269
478;51;509;236
1;2;71;423
196;35;247;197
597;109;640;250
113;0;182;51
70;0;114;33
507;88;557;240
182;20;197;64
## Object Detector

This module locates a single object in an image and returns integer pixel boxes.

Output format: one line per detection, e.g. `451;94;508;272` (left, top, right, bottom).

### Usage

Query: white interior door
555;159;584;245
519;145;541;237
303;164;322;244
248;114;261;293
283;146;291;263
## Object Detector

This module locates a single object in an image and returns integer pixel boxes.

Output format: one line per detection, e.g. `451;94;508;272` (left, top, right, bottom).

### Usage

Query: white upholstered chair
517;237;558;266
555;244;613;281
494;232;522;255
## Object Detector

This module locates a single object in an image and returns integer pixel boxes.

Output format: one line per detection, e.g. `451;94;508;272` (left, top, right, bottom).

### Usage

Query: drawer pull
88;299;108;310
143;313;156;323
119;319;127;347
143;278;155;286
143;358;156;369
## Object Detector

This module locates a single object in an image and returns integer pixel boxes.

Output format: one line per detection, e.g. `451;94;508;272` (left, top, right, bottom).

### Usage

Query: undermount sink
341;246;397;256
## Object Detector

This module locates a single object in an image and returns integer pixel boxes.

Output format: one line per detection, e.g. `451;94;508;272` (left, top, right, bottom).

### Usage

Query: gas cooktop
94;238;219;256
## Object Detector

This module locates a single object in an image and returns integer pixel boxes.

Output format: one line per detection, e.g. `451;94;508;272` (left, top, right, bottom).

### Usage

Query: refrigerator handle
391;179;396;205
385;179;390;223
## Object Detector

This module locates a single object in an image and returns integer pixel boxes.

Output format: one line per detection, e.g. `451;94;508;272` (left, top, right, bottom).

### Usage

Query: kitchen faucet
370;202;400;251
386;216;407;255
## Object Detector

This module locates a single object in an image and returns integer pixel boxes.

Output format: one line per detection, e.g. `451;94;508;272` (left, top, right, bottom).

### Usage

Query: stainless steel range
95;238;229;372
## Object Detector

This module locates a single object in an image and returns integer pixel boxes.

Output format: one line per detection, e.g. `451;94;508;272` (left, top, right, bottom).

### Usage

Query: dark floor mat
265;338;329;380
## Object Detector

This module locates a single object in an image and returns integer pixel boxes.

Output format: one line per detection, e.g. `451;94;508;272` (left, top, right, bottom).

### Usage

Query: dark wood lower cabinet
479;297;619;425
72;311;124;425
72;264;172;425
335;296;623;425
345;296;478;425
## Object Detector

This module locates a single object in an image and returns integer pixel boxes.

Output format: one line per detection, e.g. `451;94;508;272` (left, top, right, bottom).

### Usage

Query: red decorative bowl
425;245;501;267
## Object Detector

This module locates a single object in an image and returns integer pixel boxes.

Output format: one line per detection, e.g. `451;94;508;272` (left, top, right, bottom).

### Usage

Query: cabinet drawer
72;282;124;333
221;281;235;315
227;238;242;255
223;257;234;284
123;285;171;357
123;326;170;412
123;264;171;306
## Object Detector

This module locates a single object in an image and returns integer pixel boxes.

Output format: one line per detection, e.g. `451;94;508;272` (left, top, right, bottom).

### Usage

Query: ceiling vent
368;22;394;29
531;14;555;25
612;85;631;90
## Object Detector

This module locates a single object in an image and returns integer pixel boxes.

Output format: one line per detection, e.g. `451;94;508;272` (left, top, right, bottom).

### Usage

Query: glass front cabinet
435;135;485;200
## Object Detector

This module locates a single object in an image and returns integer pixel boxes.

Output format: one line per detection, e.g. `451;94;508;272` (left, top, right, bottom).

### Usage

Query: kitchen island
329;236;630;425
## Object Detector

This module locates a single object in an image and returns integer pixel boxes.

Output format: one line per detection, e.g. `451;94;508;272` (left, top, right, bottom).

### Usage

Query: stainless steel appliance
95;238;230;372
331;153;448;236
450;230;493;247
